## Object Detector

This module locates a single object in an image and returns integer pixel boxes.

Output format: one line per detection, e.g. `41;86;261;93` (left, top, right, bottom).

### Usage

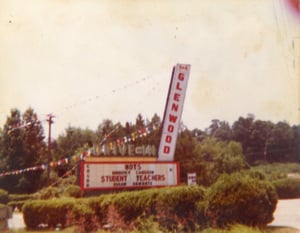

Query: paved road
268;198;300;230
7;199;300;230
8;211;25;229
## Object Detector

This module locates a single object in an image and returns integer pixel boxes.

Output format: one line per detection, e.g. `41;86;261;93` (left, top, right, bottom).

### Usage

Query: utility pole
46;113;55;184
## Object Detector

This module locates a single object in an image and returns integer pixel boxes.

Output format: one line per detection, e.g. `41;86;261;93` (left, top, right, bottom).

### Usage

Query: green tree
267;122;295;162
174;129;197;183
143;113;161;146
232;116;254;152
291;125;300;162
232;117;274;164
20;108;46;192
0;108;46;193
135;113;145;129
192;138;248;186
247;120;274;163
54;126;96;160
207;119;232;141
95;119;116;145
150;113;161;126
0;109;25;193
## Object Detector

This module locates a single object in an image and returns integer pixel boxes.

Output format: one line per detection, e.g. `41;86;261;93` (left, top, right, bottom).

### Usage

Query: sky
0;0;299;139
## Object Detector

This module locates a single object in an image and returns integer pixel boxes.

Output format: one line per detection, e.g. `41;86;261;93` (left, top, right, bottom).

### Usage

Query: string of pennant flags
0;71;163;179
58;75;161;115
0;123;160;178
2;74;161;135
7;118;40;135
105;123;159;149
0;151;87;177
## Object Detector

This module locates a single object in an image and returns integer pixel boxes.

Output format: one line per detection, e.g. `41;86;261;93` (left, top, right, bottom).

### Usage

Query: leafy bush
107;185;207;231
68;199;99;232
251;163;300;180
134;215;160;233
62;185;83;198
195;200;207;228
22;186;207;231
0;189;9;204
206;172;278;228
8;200;26;211
59;175;77;187
228;224;262;233
9;193;34;202
22;181;278;232
155;185;206;231
22;199;74;229
272;178;300;199
111;188;160;223
8;193;34;210
201;224;262;233
36;186;61;200
23;198;100;231
86;195;110;225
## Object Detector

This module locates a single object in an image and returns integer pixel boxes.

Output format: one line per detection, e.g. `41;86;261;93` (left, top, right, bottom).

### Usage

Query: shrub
134;215;160;233
206;172;278;228
23;198;100;231
22;200;46;229
0;189;9;204
86;195;111;225
69;199;98;232
251;163;300;180
201;224;262;233
229;224;262;233
88;186;207;231
9;193;34;202
21;185;209;231
59;175;77;186
111;188;160;223
155;185;206;232
8;201;26;211
272;178;300;199
62;185;83;198
8;193;34;210
22;199;74;229
36;186;61;200
195;200;207;228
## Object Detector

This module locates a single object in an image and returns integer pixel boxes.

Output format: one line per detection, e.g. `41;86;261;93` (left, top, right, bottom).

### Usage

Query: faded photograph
0;1;299;232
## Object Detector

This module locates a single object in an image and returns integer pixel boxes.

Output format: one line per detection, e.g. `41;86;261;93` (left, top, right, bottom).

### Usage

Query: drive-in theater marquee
81;161;179;190
81;64;190;190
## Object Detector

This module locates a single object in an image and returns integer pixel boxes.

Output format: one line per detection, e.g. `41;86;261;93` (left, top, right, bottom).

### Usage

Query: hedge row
272;178;300;199
9;194;34;202
7;193;34;210
22;174;278;232
23;186;206;231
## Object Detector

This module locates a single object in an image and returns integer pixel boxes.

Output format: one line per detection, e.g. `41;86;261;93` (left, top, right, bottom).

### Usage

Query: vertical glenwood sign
158;64;191;161
81;161;179;190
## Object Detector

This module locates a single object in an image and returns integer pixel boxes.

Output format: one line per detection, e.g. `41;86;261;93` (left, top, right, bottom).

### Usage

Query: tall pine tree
0;108;46;193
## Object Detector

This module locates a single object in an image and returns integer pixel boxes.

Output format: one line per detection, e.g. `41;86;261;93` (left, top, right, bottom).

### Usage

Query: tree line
0;108;299;193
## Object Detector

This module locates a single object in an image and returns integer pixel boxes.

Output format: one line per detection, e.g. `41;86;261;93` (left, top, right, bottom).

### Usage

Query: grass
8;227;77;233
264;226;299;233
7;226;300;233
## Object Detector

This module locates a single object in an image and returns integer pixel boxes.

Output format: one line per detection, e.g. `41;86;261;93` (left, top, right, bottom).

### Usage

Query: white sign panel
187;173;197;186
81;162;179;190
158;64;191;161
